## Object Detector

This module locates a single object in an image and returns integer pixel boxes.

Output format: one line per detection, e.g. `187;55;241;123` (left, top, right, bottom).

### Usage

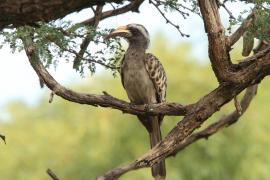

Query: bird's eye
129;27;139;36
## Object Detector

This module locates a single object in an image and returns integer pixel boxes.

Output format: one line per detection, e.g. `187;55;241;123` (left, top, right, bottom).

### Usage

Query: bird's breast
121;52;156;104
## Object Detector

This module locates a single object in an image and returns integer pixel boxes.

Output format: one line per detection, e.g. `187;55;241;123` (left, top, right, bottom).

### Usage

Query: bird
106;24;167;180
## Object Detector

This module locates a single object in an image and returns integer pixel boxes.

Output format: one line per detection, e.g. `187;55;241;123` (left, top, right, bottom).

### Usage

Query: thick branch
198;0;233;82
0;0;127;29
22;39;187;116
98;84;258;179
82;0;144;25
170;84;258;155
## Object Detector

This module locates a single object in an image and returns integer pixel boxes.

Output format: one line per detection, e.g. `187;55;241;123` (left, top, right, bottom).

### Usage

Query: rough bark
0;0;126;29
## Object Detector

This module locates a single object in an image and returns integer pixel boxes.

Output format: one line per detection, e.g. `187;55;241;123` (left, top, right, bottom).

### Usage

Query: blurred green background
1;34;270;180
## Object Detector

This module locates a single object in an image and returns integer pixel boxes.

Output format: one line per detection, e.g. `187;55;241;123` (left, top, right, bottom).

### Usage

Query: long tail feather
138;115;166;180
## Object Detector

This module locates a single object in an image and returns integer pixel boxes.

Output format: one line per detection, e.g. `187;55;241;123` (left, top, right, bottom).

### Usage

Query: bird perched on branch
106;24;167;180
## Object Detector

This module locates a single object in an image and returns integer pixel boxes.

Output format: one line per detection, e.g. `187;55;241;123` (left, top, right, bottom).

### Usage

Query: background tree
0;0;270;179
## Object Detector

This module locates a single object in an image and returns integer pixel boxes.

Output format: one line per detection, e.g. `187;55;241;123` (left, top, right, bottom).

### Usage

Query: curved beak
105;26;132;39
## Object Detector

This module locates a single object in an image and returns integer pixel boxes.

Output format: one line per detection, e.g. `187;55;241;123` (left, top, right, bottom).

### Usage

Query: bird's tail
138;115;166;180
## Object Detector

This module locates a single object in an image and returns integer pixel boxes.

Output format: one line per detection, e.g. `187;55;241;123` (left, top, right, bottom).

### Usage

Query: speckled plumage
144;53;167;103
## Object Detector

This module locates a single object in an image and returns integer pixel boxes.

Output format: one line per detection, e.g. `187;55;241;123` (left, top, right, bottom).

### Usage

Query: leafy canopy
0;0;269;75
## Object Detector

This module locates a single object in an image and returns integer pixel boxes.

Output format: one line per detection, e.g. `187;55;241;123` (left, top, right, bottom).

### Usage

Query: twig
47;168;60;180
149;0;190;37
238;47;270;64
81;0;144;25
154;0;190;19
227;10;256;47
65;47;119;71
219;1;235;19
73;5;103;70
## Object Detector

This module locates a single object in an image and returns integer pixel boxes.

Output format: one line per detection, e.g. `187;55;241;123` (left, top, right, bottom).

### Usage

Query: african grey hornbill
106;24;167;180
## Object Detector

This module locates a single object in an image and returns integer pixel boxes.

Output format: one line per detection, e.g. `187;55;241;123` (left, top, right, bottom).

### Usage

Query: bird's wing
120;54;125;89
144;53;167;103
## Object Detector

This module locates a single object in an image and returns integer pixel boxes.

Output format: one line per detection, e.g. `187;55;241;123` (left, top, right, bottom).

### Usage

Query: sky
0;1;248;119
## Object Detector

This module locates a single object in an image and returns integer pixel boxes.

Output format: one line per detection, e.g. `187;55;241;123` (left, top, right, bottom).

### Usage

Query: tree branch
82;0;144;25
170;84;258;155
73;5;104;70
227;10;256;47
22;37;187;117
149;0;190;37
198;0;233;83
97;84;258;179
0;0;127;29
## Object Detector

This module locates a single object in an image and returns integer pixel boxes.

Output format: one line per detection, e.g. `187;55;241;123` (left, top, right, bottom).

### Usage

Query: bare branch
238;47;270;64
82;0;144;25
73;5;103;69
149;0;190;37
96;162;139;180
219;2;235;19
198;0;232;82
170;84;257;155
228;11;255;47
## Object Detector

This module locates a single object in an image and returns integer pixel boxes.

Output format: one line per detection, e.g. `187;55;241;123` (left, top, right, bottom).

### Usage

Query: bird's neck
127;43;147;53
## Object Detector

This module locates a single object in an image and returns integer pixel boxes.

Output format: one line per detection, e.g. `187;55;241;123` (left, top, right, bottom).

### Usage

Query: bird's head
106;24;150;49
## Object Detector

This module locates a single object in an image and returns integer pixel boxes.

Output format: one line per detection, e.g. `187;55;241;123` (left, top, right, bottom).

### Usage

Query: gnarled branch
97;84;258;179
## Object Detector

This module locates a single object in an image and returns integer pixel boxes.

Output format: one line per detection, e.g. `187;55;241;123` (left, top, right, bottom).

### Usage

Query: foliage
0;1;269;77
1;36;270;179
0;22;124;75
